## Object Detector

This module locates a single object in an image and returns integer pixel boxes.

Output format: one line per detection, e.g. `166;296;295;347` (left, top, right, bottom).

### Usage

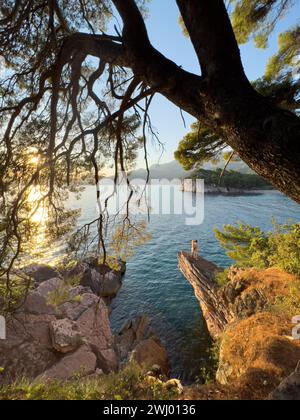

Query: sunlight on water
27;186;48;225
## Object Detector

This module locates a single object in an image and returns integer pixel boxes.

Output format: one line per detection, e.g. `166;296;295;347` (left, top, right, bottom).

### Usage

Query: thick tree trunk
201;82;300;203
109;1;300;203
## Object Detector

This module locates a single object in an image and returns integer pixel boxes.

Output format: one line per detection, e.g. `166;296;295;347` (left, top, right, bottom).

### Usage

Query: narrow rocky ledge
178;252;234;338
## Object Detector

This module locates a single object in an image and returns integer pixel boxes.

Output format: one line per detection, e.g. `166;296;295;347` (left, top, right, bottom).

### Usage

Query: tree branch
176;0;246;81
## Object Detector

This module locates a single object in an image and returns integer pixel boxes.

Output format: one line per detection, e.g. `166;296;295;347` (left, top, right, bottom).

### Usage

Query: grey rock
50;318;83;353
35;345;97;383
76;301;118;373
58;292;99;321
36;278;64;298
129;337;170;376
23;264;60;283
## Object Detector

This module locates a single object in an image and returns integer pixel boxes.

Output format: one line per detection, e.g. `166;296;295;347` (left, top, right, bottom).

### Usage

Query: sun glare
28;155;40;166
28;186;48;224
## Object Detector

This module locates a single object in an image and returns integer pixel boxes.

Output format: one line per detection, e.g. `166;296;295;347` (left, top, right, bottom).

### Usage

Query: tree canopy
0;0;300;305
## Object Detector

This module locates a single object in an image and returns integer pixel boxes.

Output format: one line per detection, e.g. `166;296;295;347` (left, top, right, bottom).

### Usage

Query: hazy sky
133;0;299;168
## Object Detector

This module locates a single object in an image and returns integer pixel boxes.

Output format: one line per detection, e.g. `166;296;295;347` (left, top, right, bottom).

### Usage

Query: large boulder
50;319;83;353
0;313;58;382
67;259;126;298
80;268;123;298
35;345;97;383
57;290;99;320
129;337;170;376
36;278;64;298
0;272;119;383
116;315;154;362
23;264;60;284
76;302;118;373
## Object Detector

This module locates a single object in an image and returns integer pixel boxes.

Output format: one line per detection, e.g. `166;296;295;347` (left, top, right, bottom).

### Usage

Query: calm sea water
69;187;300;382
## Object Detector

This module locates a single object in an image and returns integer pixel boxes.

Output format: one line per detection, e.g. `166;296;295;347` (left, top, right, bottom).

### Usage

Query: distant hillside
129;160;253;180
190;168;272;190
129;161;191;180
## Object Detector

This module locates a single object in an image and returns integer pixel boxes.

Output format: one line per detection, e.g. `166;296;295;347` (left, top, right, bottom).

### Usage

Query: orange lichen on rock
217;312;300;390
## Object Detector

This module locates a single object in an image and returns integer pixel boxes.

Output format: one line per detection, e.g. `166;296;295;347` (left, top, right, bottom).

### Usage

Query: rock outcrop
178;252;300;400
178;252;232;338
0;260;170;386
0;261;121;383
66;259;126;299
116;315;170;376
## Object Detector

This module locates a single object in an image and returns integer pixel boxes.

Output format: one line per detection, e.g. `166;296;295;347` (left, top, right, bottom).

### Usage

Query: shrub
0;363;179;401
214;221;300;278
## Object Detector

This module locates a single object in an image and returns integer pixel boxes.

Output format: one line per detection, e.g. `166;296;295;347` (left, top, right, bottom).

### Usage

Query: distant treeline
190;168;272;190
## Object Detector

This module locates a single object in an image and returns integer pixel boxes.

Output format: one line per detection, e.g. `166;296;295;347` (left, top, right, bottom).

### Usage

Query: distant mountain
202;161;254;174
129;160;253;180
129;160;191;180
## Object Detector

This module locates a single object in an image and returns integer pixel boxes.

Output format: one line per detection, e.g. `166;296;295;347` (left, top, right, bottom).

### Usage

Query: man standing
191;240;198;258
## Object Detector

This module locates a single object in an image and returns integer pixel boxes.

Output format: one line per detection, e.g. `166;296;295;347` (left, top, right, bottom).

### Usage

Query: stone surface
75;259;126;298
35;345;97;383
129;337;170;375
0;315;58;382
100;271;123;298
76;301;118;373
58;292;99;320
0;259;171;386
50;318;83;353
80;268;123;298
268;363;300;400
116;315;154;363
23;264;60;283
163;379;184;395
21;291;56;316
0;268;118;382
36;278;64;298
178;252;231;339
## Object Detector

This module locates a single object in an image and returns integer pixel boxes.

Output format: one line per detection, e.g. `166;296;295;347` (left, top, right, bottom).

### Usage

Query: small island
181;168;272;196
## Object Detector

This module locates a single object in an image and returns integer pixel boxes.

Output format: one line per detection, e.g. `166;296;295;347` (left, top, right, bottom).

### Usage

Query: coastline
180;179;274;196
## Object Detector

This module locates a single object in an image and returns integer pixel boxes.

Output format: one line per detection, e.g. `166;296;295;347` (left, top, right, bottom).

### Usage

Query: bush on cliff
214;221;300;277
217;312;300;394
0;362;179;401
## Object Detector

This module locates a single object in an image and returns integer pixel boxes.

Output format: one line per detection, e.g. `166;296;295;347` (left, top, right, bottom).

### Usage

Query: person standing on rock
191;240;198;258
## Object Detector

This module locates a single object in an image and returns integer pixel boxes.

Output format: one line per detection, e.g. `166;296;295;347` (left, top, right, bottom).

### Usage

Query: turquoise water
71;188;300;382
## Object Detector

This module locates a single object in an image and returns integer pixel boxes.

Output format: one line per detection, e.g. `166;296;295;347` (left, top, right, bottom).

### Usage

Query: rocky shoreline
178;252;300;400
0;260;170;385
180;179;264;196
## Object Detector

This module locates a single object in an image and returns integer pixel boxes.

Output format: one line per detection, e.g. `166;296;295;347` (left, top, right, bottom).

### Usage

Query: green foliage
46;275;82;308
267;222;300;276
197;339;221;385
215;269;231;288
174;122;226;170
214;221;300;277
266;26;300;79
252;75;300;114
0;363;178;401
269;281;300;318
107;220;152;264
190;168;270;190
231;0;295;48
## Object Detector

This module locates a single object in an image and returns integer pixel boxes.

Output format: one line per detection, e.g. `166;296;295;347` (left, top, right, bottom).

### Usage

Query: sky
131;0;299;168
